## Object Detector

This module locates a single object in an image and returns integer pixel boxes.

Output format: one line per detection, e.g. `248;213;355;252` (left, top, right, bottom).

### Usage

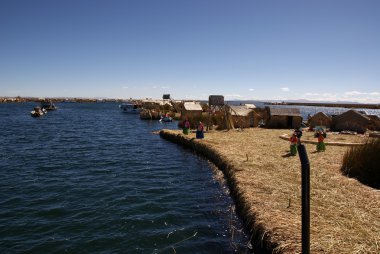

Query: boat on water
159;114;173;122
31;107;46;117
160;116;173;122
119;103;142;114
41;100;57;110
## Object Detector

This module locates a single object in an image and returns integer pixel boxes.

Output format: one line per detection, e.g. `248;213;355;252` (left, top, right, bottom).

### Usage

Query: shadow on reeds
341;138;380;189
282;153;295;158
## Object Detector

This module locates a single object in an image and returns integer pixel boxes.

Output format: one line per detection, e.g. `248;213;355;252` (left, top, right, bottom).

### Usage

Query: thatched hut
265;107;302;129
367;115;380;131
332;109;371;133
229;106;253;128
308;112;332;129
229;105;263;128
181;102;203;116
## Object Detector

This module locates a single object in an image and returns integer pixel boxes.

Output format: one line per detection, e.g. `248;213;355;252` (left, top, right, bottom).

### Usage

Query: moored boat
41;100;57;110
31;107;45;117
159;114;173;122
119;102;142;114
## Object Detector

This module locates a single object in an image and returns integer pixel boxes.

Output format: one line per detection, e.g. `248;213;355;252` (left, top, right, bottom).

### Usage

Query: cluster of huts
231;106;380;133
133;95;380;133
307;109;380;133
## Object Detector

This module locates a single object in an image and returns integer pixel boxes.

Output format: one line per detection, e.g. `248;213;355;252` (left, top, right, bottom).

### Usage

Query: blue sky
1;0;379;102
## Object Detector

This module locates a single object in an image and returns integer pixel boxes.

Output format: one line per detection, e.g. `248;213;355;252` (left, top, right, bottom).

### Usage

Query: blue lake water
227;100;380;119
0;103;250;253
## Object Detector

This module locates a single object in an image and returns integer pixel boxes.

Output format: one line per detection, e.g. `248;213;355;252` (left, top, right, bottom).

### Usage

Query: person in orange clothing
289;132;298;156
316;131;326;152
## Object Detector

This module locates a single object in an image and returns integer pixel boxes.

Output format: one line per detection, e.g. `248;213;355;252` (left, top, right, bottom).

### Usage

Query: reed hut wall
252;108;266;126
231;113;252;128
229;106;250;128
309;112;332;128
332;110;371;133
181;102;203;117
265;107;302;129
267;115;302;128
367;115;380;131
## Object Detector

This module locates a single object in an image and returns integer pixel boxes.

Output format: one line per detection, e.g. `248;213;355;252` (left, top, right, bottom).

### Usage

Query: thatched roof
310;112;331;120
244;104;256;109
266;107;301;117
229;105;253;116
309;112;332;128
183;102;203;111
334;109;371;122
312;112;329;118
332;110;372;133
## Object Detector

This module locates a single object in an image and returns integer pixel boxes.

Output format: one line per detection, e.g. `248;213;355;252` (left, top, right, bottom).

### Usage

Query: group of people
289;127;326;155
181;119;327;149
182;118;204;139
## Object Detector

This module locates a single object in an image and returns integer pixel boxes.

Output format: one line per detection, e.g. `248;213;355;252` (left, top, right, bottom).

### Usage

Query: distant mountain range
260;99;380;105
278;99;360;104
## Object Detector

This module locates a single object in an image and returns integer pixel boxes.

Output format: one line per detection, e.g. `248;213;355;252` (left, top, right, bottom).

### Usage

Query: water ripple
0;103;250;253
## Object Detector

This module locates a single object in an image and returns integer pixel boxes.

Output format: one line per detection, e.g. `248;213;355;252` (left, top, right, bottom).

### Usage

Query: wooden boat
160;115;173;122
119;103;142;114
41;100;57;110
31;107;45;117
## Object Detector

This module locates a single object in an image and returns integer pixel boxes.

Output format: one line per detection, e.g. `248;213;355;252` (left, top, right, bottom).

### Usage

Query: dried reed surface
299;131;371;143
160;128;380;254
280;131;372;146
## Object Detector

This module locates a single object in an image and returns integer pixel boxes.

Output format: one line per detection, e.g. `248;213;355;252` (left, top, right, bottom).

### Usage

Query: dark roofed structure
309;112;332;129
332;109;371;133
267;107;301;117
265;106;302;129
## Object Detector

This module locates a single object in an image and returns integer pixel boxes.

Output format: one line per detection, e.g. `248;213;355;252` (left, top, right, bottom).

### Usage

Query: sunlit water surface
0;103;250;253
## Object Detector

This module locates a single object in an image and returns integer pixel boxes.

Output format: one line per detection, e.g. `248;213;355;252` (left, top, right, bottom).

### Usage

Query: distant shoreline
0;97;123;103
266;101;380;109
1;97;380;109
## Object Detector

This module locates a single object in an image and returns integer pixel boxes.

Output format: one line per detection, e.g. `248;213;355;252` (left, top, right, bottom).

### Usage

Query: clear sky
1;0;379;102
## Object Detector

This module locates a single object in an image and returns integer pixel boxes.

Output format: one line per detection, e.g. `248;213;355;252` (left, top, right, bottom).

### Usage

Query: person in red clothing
316;131;326;152
196;121;204;139
289;132;298;155
182;118;190;135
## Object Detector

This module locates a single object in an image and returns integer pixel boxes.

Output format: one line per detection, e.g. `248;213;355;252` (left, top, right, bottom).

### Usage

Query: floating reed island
159;128;380;254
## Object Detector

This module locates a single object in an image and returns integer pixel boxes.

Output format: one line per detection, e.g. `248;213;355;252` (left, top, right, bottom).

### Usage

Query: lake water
0;103;250;253
227;100;380;119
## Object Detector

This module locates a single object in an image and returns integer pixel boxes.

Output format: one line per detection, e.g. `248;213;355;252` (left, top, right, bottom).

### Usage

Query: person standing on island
182;118;190;135
294;127;303;145
289;132;298;156
316;130;326;152
196;121;204;139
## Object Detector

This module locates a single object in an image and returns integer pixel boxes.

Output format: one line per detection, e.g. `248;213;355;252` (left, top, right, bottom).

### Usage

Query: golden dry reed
341;138;380;189
160;128;380;254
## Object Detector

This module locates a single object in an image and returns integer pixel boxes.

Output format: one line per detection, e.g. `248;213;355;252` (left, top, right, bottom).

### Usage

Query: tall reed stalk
341;138;380;189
